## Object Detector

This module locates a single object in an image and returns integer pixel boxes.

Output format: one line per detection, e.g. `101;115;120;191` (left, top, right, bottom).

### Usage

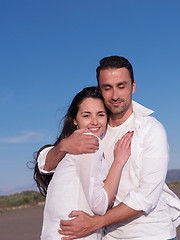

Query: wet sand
0;187;180;240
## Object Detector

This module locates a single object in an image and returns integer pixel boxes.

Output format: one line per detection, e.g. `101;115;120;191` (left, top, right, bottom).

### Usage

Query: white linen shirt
102;101;180;240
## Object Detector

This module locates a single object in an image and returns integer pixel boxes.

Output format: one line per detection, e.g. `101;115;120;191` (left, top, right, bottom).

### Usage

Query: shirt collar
132;100;154;117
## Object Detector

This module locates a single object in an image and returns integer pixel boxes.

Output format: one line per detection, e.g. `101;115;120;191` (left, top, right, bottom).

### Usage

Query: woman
34;87;133;240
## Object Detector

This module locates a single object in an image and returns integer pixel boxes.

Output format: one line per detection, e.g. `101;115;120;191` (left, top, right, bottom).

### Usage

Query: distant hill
166;169;180;182
0;191;44;210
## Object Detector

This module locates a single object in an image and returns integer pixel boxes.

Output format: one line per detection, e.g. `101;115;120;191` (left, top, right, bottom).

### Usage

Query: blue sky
0;0;180;194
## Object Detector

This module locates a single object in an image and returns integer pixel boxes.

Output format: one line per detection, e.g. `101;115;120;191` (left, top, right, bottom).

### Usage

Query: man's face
99;67;136;117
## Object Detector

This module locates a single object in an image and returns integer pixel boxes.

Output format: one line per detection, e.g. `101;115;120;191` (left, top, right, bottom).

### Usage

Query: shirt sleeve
75;138;108;215
37;146;55;174
123;120;169;214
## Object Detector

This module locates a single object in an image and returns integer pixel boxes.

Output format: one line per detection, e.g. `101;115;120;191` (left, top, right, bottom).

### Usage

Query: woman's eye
82;115;89;118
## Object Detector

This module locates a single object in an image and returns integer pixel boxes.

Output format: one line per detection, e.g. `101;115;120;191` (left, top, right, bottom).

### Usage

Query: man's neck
109;105;133;127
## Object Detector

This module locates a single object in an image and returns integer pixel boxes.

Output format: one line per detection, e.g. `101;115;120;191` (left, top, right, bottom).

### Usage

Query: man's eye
104;86;111;90
98;114;105;117
82;115;89;118
119;85;125;89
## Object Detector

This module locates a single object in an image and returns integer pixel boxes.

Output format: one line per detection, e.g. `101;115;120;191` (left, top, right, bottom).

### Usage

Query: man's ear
132;80;136;94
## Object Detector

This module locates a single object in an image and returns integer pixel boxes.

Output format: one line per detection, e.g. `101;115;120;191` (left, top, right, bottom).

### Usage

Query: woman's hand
114;131;134;167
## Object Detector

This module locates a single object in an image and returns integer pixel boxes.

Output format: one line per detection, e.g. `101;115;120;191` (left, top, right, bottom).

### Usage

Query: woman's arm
103;131;133;207
75;139;108;215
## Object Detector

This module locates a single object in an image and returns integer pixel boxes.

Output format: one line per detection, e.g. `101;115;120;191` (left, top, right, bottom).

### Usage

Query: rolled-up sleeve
123;120;169;214
37;146;54;174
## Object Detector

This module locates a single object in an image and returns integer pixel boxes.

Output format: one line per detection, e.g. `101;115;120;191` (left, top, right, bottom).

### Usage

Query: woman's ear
73;119;78;127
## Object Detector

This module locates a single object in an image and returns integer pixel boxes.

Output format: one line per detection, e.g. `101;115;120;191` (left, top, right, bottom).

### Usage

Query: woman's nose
91;117;98;125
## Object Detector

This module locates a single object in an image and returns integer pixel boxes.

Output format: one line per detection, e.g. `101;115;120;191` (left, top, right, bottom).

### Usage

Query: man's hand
61;129;99;154
44;129;99;171
58;211;100;240
58;205;143;240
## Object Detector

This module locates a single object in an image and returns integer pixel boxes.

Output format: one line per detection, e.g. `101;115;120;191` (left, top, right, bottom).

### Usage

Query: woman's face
74;98;107;137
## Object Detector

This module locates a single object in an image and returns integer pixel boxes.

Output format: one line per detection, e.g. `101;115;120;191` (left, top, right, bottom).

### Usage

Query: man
38;56;180;239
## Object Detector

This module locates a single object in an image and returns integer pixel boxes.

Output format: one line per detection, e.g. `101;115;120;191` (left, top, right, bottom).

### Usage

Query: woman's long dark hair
33;87;106;196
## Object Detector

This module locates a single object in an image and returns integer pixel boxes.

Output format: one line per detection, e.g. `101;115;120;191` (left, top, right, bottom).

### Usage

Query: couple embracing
34;56;180;240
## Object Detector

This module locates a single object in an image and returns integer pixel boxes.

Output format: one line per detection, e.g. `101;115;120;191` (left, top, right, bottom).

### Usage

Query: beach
0;186;180;240
0;204;44;240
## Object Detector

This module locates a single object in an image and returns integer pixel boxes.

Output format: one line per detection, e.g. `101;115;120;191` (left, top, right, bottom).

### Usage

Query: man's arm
59;203;143;240
43;129;99;172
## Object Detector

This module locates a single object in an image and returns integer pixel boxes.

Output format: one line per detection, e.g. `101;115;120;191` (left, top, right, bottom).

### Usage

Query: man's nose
112;89;119;101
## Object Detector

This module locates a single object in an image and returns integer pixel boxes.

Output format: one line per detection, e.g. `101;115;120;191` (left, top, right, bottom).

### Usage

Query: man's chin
108;107;123;115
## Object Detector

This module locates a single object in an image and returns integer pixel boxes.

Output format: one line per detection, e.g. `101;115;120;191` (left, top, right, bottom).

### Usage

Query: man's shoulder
139;115;167;143
143;115;164;128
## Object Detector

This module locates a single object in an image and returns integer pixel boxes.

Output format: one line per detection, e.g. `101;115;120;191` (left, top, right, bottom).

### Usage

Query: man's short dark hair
96;56;134;85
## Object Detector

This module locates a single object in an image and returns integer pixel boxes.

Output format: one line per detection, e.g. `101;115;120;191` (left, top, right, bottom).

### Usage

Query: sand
0;204;44;240
0;186;180;240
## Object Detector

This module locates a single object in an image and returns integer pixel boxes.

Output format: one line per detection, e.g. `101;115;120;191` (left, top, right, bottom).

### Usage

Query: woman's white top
40;136;108;240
